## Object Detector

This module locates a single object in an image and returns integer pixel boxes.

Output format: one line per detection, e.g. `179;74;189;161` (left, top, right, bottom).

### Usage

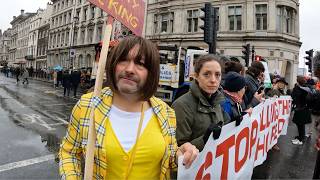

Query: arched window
86;54;91;68
78;55;83;68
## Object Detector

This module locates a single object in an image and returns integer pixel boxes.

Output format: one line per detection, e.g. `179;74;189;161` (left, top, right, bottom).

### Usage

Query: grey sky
0;0;49;30
0;0;319;67
299;0;320;67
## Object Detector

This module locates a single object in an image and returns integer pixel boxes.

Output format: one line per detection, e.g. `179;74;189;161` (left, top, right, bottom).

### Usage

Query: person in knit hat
221;72;252;126
267;76;288;98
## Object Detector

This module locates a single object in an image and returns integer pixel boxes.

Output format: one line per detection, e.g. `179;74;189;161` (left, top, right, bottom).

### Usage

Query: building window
80;30;85;44
214;7;220;31
88;29;93;43
256;4;267;30
187;9;199;33
64;14;67;25
100;9;104;17
66;31;70;45
156;12;174;33
68;12;72;23
153;14;158;33
73;30;78;45
83;8;88;21
277;6;296;34
91;6;95;19
76;9;80;19
161;14;168;33
97;26;102;41
59;16;63;26
61;32;65;45
270;50;274;56
228;6;242;31
57;34;60;46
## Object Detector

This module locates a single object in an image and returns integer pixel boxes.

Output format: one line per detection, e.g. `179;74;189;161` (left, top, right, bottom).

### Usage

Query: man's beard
116;72;143;95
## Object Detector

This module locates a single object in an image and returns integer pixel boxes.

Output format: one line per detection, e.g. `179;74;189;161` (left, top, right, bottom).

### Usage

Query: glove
203;121;223;144
233;115;243;126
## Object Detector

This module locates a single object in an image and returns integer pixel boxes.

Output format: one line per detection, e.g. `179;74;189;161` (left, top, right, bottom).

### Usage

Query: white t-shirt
109;105;154;152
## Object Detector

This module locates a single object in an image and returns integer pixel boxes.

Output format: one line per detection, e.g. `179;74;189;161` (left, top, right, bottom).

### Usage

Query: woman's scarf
223;90;243;104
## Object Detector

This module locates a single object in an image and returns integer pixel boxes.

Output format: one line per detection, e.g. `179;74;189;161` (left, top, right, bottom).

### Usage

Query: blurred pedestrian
57;70;63;88
58;36;198;179
267;77;288;98
244;61;265;108
21;68;29;84
15;67;20;84
221;72;252;126
291;76;312;145
53;70;58;88
71;69;81;97
62;70;72;97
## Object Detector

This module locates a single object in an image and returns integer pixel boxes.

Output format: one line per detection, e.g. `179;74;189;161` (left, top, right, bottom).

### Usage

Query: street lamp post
69;16;79;70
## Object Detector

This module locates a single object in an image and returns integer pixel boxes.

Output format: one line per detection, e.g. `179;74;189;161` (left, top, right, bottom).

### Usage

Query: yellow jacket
59;87;178;179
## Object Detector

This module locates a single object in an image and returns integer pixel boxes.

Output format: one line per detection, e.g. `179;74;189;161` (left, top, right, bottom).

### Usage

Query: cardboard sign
178;96;292;180
88;0;146;36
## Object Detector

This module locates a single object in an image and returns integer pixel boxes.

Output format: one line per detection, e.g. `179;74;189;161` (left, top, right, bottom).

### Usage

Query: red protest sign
88;0;146;36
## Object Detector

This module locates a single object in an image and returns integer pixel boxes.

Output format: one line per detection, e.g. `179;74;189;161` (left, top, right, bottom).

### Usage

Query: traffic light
255;55;262;61
305;49;314;73
200;3;214;45
242;44;250;67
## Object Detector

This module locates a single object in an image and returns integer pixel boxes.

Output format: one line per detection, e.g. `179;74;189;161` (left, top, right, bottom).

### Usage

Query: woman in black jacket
291;76;312;145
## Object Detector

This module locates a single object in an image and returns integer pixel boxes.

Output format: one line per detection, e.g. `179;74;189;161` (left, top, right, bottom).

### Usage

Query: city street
0;74;318;179
0;75;77;179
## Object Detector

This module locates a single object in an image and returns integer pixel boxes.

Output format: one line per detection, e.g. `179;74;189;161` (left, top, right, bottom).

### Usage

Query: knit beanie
223;72;246;92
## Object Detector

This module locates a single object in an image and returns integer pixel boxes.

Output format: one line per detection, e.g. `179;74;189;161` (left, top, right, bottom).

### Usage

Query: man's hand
176;142;199;168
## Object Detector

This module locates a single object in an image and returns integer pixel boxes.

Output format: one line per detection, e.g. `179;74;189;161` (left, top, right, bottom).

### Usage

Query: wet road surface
0;75;78;179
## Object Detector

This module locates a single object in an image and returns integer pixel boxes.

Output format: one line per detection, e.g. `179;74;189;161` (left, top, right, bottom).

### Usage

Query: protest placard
88;0;146;36
178;96;292;180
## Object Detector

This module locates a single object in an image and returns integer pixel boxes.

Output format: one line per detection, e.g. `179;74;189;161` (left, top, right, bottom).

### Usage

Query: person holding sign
172;54;229;151
220;72;252;126
244;61;265;108
58;36;199;179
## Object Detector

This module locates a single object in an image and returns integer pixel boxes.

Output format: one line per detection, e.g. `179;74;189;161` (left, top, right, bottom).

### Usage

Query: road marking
0;154;55;173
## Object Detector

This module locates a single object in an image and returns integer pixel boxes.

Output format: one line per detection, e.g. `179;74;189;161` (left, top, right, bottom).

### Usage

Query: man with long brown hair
59;36;198;179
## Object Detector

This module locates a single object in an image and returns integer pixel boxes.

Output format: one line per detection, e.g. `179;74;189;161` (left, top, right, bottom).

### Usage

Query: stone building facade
10;10;36;66
0;29;11;65
27;9;44;68
145;0;301;87
36;3;53;70
47;0;109;70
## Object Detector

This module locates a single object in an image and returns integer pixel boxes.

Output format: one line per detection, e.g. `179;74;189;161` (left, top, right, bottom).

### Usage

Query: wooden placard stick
84;16;114;180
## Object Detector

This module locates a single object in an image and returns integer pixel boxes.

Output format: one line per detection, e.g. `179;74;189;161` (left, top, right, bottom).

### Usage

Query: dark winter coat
220;93;247;124
71;71;81;85
266;88;285;98
172;80;229;151
62;73;72;88
57;71;63;81
244;73;261;108
291;84;312;125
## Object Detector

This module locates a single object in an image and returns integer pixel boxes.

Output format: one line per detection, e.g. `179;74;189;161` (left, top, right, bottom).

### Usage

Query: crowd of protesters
1;37;318;179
